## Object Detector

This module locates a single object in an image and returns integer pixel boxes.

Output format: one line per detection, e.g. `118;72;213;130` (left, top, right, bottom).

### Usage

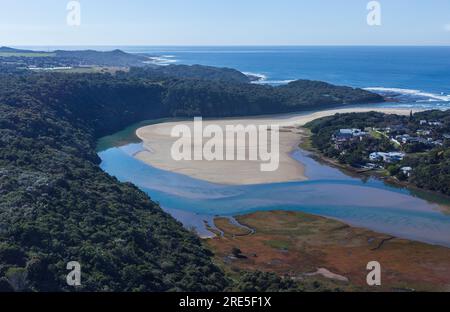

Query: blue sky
1;0;449;46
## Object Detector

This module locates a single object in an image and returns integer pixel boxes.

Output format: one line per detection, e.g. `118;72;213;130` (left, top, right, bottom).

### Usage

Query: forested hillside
128;65;253;83
0;74;229;292
0;71;383;291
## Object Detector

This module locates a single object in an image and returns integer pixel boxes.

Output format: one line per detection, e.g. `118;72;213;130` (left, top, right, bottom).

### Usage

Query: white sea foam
243;72;267;82
243;72;298;85
365;87;450;102
145;55;178;66
255;79;296;85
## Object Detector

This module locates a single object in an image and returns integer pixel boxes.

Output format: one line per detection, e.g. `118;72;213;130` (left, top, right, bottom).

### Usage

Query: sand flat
135;107;415;185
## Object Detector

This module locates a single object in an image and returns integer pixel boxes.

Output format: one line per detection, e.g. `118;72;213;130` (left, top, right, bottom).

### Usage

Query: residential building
369;152;405;163
401;167;413;177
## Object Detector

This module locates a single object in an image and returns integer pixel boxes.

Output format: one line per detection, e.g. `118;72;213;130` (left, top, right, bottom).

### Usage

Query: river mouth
97;117;450;248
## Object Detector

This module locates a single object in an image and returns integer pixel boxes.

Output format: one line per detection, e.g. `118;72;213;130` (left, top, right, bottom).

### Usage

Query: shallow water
99;141;450;247
92;45;450;246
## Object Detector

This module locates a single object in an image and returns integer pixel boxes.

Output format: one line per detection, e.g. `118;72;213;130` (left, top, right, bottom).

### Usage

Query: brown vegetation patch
206;211;450;291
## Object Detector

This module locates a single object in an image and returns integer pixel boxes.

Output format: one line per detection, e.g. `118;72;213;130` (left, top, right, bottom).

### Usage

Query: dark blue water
99;143;450;247
24;46;450;109
122;46;450;109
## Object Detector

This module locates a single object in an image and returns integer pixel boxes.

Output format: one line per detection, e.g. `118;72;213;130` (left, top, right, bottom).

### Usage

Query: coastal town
307;111;450;194
331;116;448;174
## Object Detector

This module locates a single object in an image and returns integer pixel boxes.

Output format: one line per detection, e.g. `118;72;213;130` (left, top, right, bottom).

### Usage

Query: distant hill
0;46;151;67
129;64;252;83
0;47;54;57
0;47;254;82
0;47;38;53
53;49;152;67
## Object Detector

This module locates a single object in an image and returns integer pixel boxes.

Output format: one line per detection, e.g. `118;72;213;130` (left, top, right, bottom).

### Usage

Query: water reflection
99;143;450;247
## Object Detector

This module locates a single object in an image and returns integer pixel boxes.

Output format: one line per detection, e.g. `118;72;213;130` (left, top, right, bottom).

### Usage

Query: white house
369;152;405;163
428;121;442;126
401;167;413;177
333;129;367;142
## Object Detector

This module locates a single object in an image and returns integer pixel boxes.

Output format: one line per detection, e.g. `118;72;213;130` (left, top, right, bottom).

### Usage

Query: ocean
124;45;450;110
23;45;450;109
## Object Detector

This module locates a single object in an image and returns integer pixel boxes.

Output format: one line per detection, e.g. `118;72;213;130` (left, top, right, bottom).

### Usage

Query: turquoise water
94;46;450;246
99;142;450;247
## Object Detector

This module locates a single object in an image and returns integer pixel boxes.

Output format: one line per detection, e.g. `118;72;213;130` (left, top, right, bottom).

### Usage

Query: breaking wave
365;87;450;102
144;55;178;66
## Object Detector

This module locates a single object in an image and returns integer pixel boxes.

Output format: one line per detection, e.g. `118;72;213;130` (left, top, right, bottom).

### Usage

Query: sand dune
135;107;415;185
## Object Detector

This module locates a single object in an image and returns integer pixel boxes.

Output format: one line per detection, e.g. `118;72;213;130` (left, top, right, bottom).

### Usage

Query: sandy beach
135;107;415;185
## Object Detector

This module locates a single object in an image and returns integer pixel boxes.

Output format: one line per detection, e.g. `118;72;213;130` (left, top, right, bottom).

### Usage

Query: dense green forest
0;69;383;291
306;111;450;196
0;75;230;292
128;65;253;83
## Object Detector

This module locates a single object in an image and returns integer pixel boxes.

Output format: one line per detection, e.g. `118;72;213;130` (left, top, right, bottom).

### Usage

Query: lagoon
98;123;450;247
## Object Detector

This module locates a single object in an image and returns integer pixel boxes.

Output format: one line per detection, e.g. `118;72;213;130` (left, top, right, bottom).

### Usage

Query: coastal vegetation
0;58;384;292
0;76;229;292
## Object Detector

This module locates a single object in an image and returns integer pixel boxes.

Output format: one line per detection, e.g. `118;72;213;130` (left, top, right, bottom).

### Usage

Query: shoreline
97;107;450;248
134;107;416;185
304;142;450;214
